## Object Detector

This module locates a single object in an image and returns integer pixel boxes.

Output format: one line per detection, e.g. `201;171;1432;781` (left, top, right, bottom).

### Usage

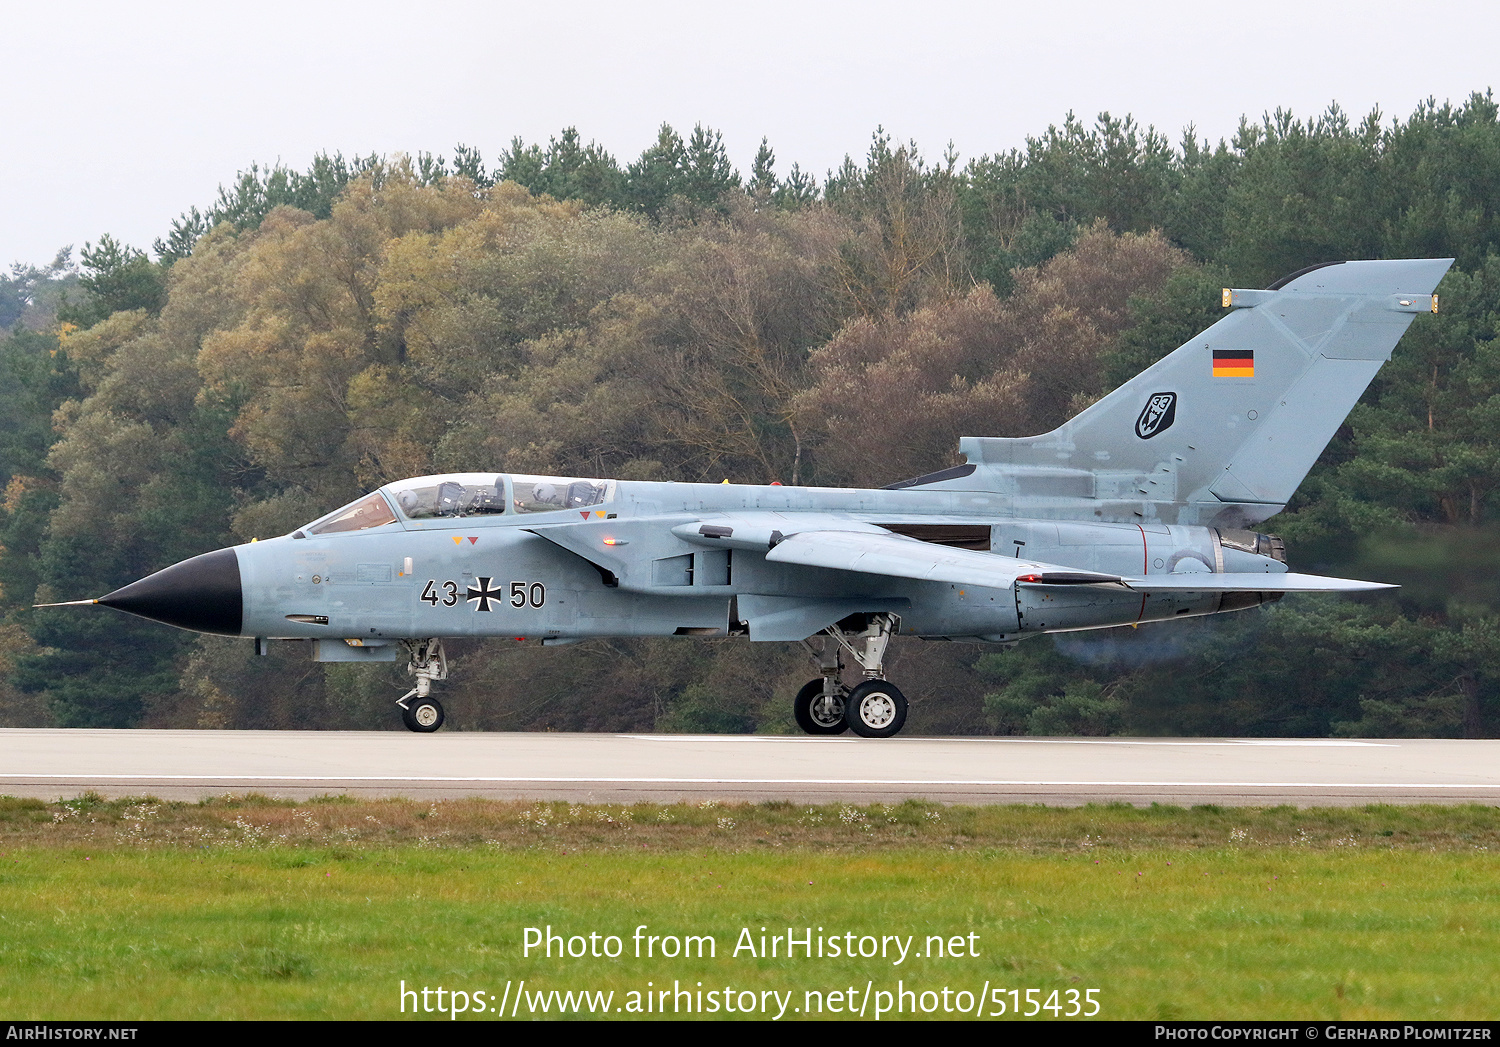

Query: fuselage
216;472;1288;650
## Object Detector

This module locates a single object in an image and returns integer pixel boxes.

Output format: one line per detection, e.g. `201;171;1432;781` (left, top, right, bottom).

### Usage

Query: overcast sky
4;0;1498;267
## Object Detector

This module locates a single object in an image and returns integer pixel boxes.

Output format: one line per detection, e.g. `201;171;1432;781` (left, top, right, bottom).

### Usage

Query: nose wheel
401;697;445;732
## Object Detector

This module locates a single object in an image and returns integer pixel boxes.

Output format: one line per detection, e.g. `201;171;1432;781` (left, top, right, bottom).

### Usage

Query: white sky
3;0;1498;266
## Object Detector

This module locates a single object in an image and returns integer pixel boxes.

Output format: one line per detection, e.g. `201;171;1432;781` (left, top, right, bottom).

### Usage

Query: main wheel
844;680;907;738
402;697;445;733
793;679;847;735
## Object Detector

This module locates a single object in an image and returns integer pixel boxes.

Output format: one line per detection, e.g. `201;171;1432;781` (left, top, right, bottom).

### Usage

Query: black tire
793;678;847;735
844;680;907;738
402;697;445;733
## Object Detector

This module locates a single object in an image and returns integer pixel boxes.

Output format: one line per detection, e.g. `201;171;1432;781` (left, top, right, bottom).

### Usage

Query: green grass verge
0;796;1497;1020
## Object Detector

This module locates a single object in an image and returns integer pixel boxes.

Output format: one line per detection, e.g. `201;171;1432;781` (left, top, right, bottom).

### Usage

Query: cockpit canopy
510;476;612;514
394;476;507;519
300;473;614;535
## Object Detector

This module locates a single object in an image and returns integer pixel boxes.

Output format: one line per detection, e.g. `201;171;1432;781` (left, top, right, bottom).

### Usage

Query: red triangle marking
467;536;478;544
580;511;590;519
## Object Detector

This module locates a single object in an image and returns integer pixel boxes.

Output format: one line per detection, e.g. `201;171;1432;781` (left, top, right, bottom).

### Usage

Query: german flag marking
1212;349;1254;377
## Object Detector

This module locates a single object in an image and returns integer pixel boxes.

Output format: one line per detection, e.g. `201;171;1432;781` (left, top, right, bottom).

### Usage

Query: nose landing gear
397;638;448;733
794;613;907;738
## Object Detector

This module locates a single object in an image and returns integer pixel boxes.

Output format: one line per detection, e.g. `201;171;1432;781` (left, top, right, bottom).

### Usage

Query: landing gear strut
795;613;907;738
397;638;448;733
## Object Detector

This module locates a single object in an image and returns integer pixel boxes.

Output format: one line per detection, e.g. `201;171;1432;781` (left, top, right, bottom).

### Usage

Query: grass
0;795;1497;1020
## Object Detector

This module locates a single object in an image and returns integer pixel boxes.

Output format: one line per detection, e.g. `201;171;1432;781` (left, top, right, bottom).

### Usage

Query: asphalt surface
3;729;1500;806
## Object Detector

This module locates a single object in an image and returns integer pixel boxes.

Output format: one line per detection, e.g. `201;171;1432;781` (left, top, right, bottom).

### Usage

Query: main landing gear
397;638;448;733
795;613;908;738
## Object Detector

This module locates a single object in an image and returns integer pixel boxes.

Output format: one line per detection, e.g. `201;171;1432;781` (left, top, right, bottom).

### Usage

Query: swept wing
741;526;1392;593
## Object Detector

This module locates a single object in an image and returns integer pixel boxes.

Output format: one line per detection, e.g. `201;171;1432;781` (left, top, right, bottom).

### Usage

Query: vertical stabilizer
916;258;1452;527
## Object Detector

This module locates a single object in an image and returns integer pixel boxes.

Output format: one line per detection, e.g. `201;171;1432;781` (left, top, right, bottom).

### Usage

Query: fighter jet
42;258;1450;735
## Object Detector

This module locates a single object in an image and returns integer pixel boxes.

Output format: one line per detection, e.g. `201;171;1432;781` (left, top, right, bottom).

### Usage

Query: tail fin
921;258;1452;528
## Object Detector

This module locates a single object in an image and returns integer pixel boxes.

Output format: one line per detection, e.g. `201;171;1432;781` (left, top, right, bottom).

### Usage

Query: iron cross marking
466;577;503;612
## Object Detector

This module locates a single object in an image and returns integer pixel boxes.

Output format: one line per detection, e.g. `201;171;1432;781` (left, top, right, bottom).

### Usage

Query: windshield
305;492;399;535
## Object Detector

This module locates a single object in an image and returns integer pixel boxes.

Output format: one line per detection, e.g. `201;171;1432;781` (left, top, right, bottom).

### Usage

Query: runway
4;729;1500;805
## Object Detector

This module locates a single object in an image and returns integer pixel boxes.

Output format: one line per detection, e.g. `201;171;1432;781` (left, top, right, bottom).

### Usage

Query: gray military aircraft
43;258;1450;735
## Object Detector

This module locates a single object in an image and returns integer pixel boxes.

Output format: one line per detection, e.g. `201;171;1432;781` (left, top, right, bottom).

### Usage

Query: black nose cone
97;547;243;636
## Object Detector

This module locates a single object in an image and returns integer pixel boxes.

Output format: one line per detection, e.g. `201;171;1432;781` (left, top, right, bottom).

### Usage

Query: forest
2;94;1499;737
